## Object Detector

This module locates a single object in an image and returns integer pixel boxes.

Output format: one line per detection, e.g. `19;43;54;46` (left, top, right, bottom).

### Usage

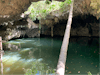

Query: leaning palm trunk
0;37;4;75
56;0;74;75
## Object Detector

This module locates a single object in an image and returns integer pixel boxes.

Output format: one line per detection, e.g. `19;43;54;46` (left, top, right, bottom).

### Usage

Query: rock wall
0;18;40;40
0;0;99;40
0;0;64;24
41;15;99;37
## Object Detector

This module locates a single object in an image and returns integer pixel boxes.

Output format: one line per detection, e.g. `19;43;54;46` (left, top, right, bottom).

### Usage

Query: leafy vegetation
24;60;56;75
24;0;72;21
87;71;92;75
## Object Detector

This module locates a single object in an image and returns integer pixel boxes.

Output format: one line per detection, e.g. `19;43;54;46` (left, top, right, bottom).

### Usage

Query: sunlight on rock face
6;31;21;40
0;15;10;18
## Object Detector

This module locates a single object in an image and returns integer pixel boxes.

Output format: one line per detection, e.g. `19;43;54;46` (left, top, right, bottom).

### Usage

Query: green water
66;37;99;74
2;37;99;75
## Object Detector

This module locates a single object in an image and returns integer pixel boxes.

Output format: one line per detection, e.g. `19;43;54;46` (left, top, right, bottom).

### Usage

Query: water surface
1;37;99;75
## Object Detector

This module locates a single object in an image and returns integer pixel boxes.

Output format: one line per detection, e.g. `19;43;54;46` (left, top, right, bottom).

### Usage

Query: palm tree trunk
0;37;3;75
56;0;74;75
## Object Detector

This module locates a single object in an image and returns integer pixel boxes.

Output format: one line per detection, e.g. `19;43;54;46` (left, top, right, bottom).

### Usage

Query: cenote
1;37;99;75
0;0;99;75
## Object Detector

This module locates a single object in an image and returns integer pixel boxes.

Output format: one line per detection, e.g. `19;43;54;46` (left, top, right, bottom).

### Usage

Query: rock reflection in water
66;37;99;74
69;37;99;47
3;43;20;51
1;38;61;74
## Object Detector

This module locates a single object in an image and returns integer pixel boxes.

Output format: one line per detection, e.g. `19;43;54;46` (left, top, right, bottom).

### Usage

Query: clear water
1;37;99;75
66;37;99;74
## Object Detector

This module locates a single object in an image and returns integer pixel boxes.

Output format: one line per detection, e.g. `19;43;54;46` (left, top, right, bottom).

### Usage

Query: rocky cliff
0;0;99;40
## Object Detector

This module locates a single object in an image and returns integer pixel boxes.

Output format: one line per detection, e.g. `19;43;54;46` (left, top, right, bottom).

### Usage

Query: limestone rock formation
0;0;40;24
0;18;39;40
0;0;99;40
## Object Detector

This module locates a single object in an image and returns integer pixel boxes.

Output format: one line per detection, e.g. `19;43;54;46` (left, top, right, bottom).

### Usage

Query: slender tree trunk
0;37;3;75
51;26;53;37
56;0;74;75
0;37;2;50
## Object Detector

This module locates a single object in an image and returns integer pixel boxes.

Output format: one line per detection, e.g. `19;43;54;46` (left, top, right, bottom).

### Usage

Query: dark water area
1;37;99;75
66;37;99;74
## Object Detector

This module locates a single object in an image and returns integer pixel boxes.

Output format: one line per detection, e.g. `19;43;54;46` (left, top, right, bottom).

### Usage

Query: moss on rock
24;0;71;21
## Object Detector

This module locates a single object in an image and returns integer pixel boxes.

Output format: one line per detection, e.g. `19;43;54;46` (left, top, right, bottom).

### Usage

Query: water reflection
66;37;99;74
1;37;99;74
3;38;61;75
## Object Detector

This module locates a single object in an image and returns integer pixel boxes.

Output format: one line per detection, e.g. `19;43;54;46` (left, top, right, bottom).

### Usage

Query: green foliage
87;71;92;75
64;0;72;4
24;0;72;21
24;61;56;75
39;24;41;30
